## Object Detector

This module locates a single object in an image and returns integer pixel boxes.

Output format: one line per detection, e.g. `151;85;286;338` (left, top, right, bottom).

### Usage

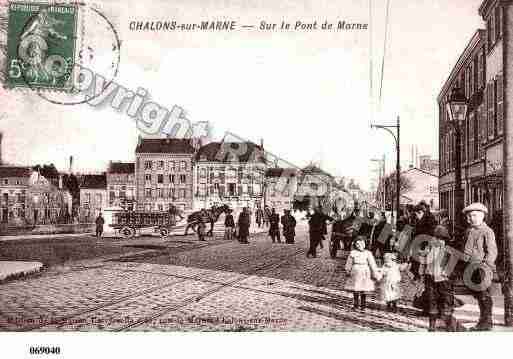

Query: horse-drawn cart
109;210;177;239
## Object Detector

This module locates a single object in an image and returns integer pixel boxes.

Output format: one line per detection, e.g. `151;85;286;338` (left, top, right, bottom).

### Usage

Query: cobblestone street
0;223;454;332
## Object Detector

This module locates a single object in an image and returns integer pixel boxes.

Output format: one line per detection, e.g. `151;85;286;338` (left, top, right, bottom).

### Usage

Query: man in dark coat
237;207;251;244
307;206;333;258
281;210;296;244
197;208;209;241
224;209;235;240
269;208;281;243
95;212;104;239
255;207;264;228
410;203;437;279
370;211;387;260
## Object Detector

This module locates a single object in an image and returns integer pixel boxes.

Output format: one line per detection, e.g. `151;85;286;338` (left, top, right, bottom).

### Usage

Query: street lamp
371;116;400;226
446;87;468;240
371;155;386;210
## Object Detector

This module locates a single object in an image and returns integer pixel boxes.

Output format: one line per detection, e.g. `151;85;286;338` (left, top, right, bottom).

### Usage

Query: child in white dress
377;253;410;312
345;236;379;311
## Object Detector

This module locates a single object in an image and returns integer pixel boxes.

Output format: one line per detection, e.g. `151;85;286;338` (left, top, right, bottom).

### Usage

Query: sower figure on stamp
462;203;498;331
269;208;281;243
95;212;104;239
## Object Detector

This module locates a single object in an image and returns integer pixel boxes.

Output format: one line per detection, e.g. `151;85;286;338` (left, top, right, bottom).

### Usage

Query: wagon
109;210;177;239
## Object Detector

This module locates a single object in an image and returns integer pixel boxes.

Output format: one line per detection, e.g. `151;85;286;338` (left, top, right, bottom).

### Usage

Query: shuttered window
468;112;475;161
497;73;504;135
461;120;467;164
487;82;495;139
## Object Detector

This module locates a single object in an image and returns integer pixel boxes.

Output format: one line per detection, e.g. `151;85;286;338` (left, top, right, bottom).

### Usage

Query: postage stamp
6;2;78;90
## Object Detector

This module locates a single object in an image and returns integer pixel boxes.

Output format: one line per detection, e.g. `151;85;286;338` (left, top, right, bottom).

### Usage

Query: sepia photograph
0;0;512;357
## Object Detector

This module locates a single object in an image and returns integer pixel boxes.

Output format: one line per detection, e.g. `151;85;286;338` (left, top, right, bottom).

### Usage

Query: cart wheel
160;228;169;237
121;226;134;239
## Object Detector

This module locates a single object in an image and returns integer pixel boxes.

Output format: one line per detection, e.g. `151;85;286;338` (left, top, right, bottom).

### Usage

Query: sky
0;0;486;190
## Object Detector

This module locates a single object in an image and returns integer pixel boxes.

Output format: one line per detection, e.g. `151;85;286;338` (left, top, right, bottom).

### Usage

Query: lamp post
446;87;468;240
371;116;400;226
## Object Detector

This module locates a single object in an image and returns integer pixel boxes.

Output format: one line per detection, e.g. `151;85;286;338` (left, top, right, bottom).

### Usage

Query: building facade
193;142;266;210
264;168;297;211
79;174;107;223
107;162;135;210
0;166;72;226
399;168;439;211
438;30;488;222
439;0;510;223
294;165;334;210
135;138;196;212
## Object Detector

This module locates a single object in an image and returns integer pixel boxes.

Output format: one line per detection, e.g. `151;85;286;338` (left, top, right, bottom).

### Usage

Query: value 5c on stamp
6;2;78;90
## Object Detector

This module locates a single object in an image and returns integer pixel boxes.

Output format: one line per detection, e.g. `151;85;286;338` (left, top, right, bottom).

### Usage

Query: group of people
220;207;252;243
340;200;498;332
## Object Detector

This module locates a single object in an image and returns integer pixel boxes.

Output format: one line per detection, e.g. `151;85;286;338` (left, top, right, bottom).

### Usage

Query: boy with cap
462;202;497;331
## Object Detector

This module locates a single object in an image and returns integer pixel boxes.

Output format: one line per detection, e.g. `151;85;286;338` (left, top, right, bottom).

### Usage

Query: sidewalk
0;261;43;281
0;232;92;242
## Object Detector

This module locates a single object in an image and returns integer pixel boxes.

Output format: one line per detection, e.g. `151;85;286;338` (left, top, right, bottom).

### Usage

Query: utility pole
371;116;400;226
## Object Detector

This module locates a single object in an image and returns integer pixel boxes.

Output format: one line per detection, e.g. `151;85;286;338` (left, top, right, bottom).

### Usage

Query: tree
382;171;414;209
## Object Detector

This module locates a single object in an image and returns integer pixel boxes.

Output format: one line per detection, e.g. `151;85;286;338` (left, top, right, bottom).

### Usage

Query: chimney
58;174;63;189
69;155;73;174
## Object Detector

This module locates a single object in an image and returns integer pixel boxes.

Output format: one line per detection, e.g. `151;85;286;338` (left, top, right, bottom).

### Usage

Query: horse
184;204;231;236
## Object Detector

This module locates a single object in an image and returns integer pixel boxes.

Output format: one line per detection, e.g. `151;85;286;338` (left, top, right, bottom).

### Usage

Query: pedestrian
410;203;437;280
306;206;333;258
237;207;251;244
462;202;497;331
269;208;281;243
377;253;409;313
95;212;104;239
224;208;235;240
370;211;387;261
345;236;379;311
281;209;296;244
420;225;465;332
256;206;264;228
197;208;209;241
263;206;271;227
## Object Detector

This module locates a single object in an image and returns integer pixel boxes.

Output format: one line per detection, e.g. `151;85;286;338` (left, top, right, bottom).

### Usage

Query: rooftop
108;162;135;174
195;142;266;163
265;168;298;178
80;173;107;189
135;138;196;154
0;166;32;179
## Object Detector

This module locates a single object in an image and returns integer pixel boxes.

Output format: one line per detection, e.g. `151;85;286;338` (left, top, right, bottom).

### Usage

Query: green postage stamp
6;2;78;90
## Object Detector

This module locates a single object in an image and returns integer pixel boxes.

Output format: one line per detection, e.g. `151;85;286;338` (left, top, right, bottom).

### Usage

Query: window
180;189;186;198
469;112;475;161
228;183;236;196
145;188;152;198
200;168;207;178
144;160;152;170
121;185;126;190
157;188;163;198
158;160;164;169
169;161;175;171
109;191;115;200
157;204;163;211
157;174;164;184
180;174;186;184
3;179;7;185
495;6;502;41
180;161;186;171
487;81;496;139
497;73;504;135
120;191;126;198
169;174;175;184
145;174;152;182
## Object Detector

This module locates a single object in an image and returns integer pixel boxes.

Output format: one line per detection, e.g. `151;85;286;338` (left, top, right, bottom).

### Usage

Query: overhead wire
379;0;391;108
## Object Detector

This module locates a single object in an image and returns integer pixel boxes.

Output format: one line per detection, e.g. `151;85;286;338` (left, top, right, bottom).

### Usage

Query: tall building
438;29;488;222
438;0;509;223
295;164;334;210
193;142;266;210
135;138;196;212
107;161;135;209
